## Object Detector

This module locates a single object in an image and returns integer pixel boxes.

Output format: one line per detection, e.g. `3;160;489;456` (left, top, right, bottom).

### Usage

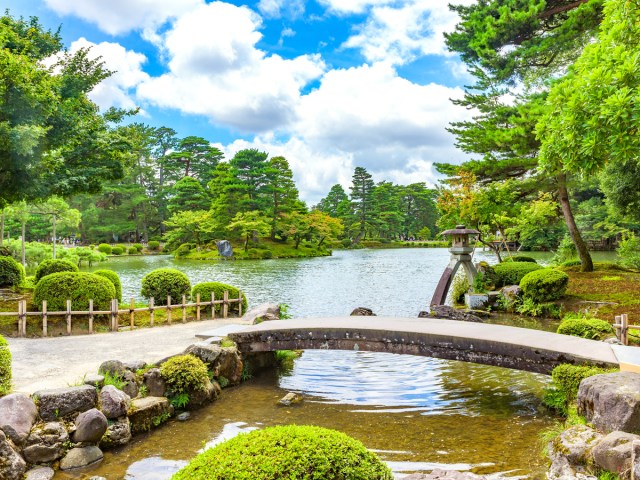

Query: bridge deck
227;317;626;374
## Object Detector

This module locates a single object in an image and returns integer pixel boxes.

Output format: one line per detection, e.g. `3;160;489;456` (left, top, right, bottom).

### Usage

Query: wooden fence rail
9;290;243;337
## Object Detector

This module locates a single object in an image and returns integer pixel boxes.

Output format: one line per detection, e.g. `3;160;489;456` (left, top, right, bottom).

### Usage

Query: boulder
83;374;104;388
187;378;217;409
548;425;602;466
0;393;38;445
100;417;131;448
214;347;243;385
124;360;146;372
99;385;131;419
128;397;173;434
73;408;108;443
592;431;640;477
176;412;191;421
350;307;376;316
22;422;68;464
418;305;484;323
184;343;223;365
59;446;104;470
34;385;97;421
578;372;640;433
241;303;280;324
404;470;487;479
121;370;139;399
0;430;26;480
501;285;522;300
98;360;127;378
24;467;55;480
216;240;233;258
279;392;302;406
143;368;166;397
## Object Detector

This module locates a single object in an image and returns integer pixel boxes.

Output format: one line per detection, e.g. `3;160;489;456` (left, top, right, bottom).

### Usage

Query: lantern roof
440;225;481;236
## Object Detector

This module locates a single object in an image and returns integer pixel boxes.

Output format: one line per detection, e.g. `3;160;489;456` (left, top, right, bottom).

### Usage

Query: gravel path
6;318;249;393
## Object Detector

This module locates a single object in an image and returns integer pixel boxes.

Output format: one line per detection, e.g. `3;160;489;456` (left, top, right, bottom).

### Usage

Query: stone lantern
430;225;480;306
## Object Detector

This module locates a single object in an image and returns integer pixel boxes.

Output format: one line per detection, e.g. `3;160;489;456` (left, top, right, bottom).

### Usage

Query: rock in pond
176;412;191;421
128;397;173;434
418;305;484;323
404;470;487;479
73;408;108;443
100;417;131;449
241;303;280;324
59;446;104;470
0;429;26;480
143;368;167;397
99;385;131;419
0;393;38;445
22;422;68;464
350;307;376;316
547;425;602;479
24;466;55;480
34;385;97;421
279;392;302;406
592;431;640;476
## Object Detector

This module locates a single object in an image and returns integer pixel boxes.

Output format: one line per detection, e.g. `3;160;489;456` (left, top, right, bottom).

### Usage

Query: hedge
111;246;124;255
97;243;112;255
519;268;569;303
34;259;79;283
33;272;116;311
493;262;543;287
141;268;191;306
0;256;25;288
192;282;248;314
171;425;393;480
147;240;161;251
0;335;11;396
93;269;123;302
557;316;614;341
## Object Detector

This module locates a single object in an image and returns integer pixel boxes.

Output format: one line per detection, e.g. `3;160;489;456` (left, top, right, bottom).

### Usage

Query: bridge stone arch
228;317;620;375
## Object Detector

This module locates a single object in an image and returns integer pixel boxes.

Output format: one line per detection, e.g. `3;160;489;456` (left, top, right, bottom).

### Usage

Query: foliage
617;233;640;271
516;298;561;318
33;272;116;311
471;271;487;294
101;371;126;390
160;354;209;395
543;364;617;414
493;262;543;287
111;246;124;255
0;334;11;396
147;241;161;251
97;244;112;255
192;282;248;314
93;270;122;302
141;268;191;305
502;256;537;263
0;256;25;287
557;314;614;340
450;273;469;305
227;211;270;252
170;392;190;409
133;243;143;252
520;268;569;303
128;247;138;254
171;425;394;480
34;259;79;283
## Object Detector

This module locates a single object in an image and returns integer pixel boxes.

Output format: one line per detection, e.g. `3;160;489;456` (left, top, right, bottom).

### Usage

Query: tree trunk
52;215;57;259
557;174;593;272
0;211;4;246
21;222;26;267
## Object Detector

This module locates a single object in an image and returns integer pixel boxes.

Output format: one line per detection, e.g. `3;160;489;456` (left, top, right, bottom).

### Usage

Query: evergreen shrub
192;281;248;314
33;272;116;311
141;268;191;305
0;256;25;287
97;243;112;254
127;247;138;255
557;315;614;340
147;241;161;251
543;364;617;413
175;243;192;257
93;269;123;302
111;246;124;255
160;354;209;395
502;256;537;263
0;334;11;396
519;268;569;303
133;243;144;252
493;262;543;287
34;259;79;283
171;425;393;480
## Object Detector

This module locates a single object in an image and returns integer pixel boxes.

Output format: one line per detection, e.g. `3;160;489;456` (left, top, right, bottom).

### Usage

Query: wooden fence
614;314;634;345
4;290;243;337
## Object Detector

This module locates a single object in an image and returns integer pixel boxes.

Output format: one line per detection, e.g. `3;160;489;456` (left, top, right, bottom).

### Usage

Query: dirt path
6;318;249;393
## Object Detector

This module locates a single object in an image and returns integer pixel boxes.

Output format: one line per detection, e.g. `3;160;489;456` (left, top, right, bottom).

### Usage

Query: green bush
260;250;273;259
93;269;123;302
33;272;116;311
0;335;11;396
561;259;582;267
171;425;393;480
97;243;112;255
127;247;138;255
617;233;640;270
34;259;79;283
0;256;25;288
502;256;538;263
557;315;614;340
133;243;144;252
148;240;161;251
160;354;209;395
543;364;617;413
175;243;192;257
141;268;191;305
111;246;124;255
450;274;469;305
519;268;569;303
192;282;248;314
493;262;543;287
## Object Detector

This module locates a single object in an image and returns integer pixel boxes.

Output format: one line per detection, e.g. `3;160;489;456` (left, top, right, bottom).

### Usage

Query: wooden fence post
149;297;155;327
66;300;72;335
223;290;229;319
88;299;94;334
130;297;135;328
238;290;243;317
211;292;215;319
42;300;47;337
17;301;24;337
622;314;629;346
182;295;187;323
196;293;201;321
167;296;172;325
111;299;119;332
615;315;622;342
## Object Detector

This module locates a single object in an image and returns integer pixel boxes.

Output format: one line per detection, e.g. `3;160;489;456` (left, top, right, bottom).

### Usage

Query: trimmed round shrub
174;243;192;257
147;240;161;251
111;246;124;255
33;272;116;311
160;354;209;395
502;256;537;263
141;268;191;305
97;243;112;255
557;317;614;340
127;247;138;255
0;334;11;396
519;268;569;303
493;262;543;287
192;282;248;314
0;256;25;288
93;269;122;302
133;243;144;252
34;259;79;283
171;425;393;480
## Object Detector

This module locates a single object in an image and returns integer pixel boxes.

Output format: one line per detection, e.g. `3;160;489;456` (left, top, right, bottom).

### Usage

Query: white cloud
318;0;394;15
43;0;203;36
258;0;305;19
136;2;325;132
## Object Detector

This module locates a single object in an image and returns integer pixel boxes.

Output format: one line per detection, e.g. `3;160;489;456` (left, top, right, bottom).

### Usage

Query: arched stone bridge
227;317;634;375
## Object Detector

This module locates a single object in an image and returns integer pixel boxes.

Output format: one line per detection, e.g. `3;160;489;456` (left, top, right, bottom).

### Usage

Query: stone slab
612;345;640;373
196;324;248;340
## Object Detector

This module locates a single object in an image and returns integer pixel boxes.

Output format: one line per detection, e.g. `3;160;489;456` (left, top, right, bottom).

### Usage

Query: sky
5;0;475;204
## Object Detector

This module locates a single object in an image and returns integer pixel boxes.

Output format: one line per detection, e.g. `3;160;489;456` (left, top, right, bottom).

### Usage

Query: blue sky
5;0;473;203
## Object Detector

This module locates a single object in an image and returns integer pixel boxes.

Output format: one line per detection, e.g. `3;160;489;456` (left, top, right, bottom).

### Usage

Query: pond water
64;248;613;479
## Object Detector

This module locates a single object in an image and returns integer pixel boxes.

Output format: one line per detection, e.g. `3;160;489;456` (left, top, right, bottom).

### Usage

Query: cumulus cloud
258;0;305;19
43;0;203;36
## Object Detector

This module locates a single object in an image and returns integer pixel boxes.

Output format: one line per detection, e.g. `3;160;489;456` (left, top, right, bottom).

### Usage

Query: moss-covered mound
34;259;79;283
502;256;538;263
520;268;569;303
0;334;11;396
493;262;543;287
33;272;116;311
171;425;393;480
192;282;247;314
93;269;122;302
557;316;614;340
0;256;25;288
141;268;190;306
